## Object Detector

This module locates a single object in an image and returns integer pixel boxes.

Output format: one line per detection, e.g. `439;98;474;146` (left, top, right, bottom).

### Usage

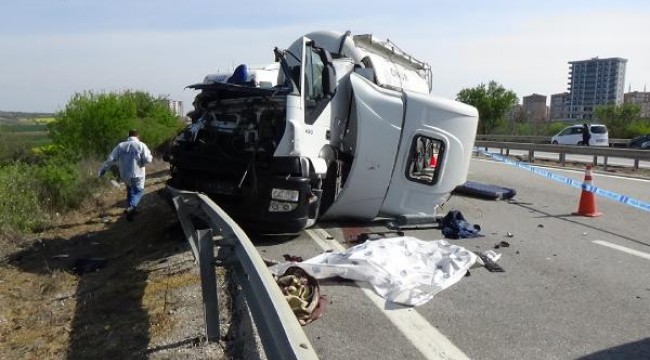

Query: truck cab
165;30;478;233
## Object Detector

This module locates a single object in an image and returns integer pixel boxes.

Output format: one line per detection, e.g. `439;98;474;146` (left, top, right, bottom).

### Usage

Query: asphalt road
253;157;650;360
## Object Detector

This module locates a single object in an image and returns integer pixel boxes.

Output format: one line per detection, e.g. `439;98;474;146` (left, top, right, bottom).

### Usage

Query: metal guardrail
169;186;319;360
475;141;650;169
475;134;630;146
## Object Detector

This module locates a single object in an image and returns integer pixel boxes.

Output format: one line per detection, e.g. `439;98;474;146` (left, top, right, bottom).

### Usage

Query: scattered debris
282;254;304;262
506;232;514;238
349;230;405;244
439;210;482;239
476;251;505;272
494;241;510;249
537;224;544;228
454;181;517;200
275;266;326;325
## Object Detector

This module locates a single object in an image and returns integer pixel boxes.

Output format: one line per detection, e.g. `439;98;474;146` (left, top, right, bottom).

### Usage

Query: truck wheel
319;160;342;215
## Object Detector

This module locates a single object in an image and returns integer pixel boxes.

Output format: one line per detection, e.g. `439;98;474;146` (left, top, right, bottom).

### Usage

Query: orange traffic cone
573;164;602;217
429;154;438;167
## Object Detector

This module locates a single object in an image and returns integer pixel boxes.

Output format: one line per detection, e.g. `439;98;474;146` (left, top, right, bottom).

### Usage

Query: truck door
322;74;404;219
277;37;337;164
380;90;478;217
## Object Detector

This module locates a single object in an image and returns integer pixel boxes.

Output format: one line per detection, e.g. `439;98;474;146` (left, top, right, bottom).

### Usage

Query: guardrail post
603;156;609;170
528;149;535;163
634;159;640;170
197;228;220;342
593;155;598;166
559;153;566;166
173;196;200;261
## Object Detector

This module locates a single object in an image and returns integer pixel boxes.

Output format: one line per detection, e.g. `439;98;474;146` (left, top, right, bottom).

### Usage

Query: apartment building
550;92;570;121
522;93;548;122
166;100;184;117
567;57;627;120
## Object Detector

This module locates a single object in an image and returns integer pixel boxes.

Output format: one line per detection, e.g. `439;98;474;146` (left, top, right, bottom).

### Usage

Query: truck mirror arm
274;48;300;93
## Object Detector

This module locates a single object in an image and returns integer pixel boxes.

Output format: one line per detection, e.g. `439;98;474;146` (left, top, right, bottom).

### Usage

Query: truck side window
303;46;331;125
305;47;324;100
406;136;444;185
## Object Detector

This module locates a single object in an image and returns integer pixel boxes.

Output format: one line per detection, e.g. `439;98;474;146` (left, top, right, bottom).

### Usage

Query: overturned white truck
165;30;478;233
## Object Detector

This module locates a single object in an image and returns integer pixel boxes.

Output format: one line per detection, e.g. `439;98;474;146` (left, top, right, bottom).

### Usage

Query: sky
1;0;650;113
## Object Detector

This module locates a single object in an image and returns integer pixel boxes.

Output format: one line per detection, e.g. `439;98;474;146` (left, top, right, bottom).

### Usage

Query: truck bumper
236;175;316;234
168;175;318;234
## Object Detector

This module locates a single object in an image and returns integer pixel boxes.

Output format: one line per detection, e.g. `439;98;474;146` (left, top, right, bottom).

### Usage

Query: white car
551;124;609;146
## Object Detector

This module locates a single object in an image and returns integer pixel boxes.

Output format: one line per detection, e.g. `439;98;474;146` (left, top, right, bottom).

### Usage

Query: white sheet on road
271;236;478;306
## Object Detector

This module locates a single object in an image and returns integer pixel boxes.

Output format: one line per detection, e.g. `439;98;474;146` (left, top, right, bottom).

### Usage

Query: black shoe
125;207;136;222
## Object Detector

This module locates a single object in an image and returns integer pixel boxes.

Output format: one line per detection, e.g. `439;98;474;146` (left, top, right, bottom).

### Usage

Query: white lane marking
474;157;650;183
305;229;470;360
592;240;650;261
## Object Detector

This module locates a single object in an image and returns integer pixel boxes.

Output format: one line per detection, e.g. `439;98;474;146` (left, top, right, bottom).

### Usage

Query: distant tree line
456;81;650;137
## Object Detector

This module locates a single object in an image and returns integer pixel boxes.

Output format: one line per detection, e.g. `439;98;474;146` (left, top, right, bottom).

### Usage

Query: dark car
628;135;650;149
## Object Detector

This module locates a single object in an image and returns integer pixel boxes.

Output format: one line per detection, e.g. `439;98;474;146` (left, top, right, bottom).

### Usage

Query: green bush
49;90;183;158
0;163;45;232
545;122;572;136
594;104;641;138
34;156;97;212
493;121;572;137
620;119;650;138
0;157;100;233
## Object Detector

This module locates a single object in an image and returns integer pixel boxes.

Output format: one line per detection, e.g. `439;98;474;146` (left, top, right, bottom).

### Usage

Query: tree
456;81;518;134
594;103;641;138
49;90;182;158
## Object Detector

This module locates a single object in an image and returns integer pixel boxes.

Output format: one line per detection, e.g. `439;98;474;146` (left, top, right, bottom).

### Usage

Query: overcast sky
1;0;649;113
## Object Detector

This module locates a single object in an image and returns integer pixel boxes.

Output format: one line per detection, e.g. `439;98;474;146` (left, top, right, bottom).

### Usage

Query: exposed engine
167;93;287;196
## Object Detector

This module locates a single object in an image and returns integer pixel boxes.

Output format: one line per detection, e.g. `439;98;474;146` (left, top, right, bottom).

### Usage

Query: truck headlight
271;188;300;202
268;200;298;212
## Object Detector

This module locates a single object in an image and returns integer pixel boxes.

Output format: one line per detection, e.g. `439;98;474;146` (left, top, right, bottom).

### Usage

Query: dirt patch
0;161;234;359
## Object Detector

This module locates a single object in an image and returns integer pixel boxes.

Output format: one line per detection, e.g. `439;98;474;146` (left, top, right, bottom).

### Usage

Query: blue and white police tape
475;149;650;213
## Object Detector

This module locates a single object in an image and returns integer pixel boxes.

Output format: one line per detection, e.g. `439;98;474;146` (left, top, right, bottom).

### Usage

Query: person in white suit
99;129;153;221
